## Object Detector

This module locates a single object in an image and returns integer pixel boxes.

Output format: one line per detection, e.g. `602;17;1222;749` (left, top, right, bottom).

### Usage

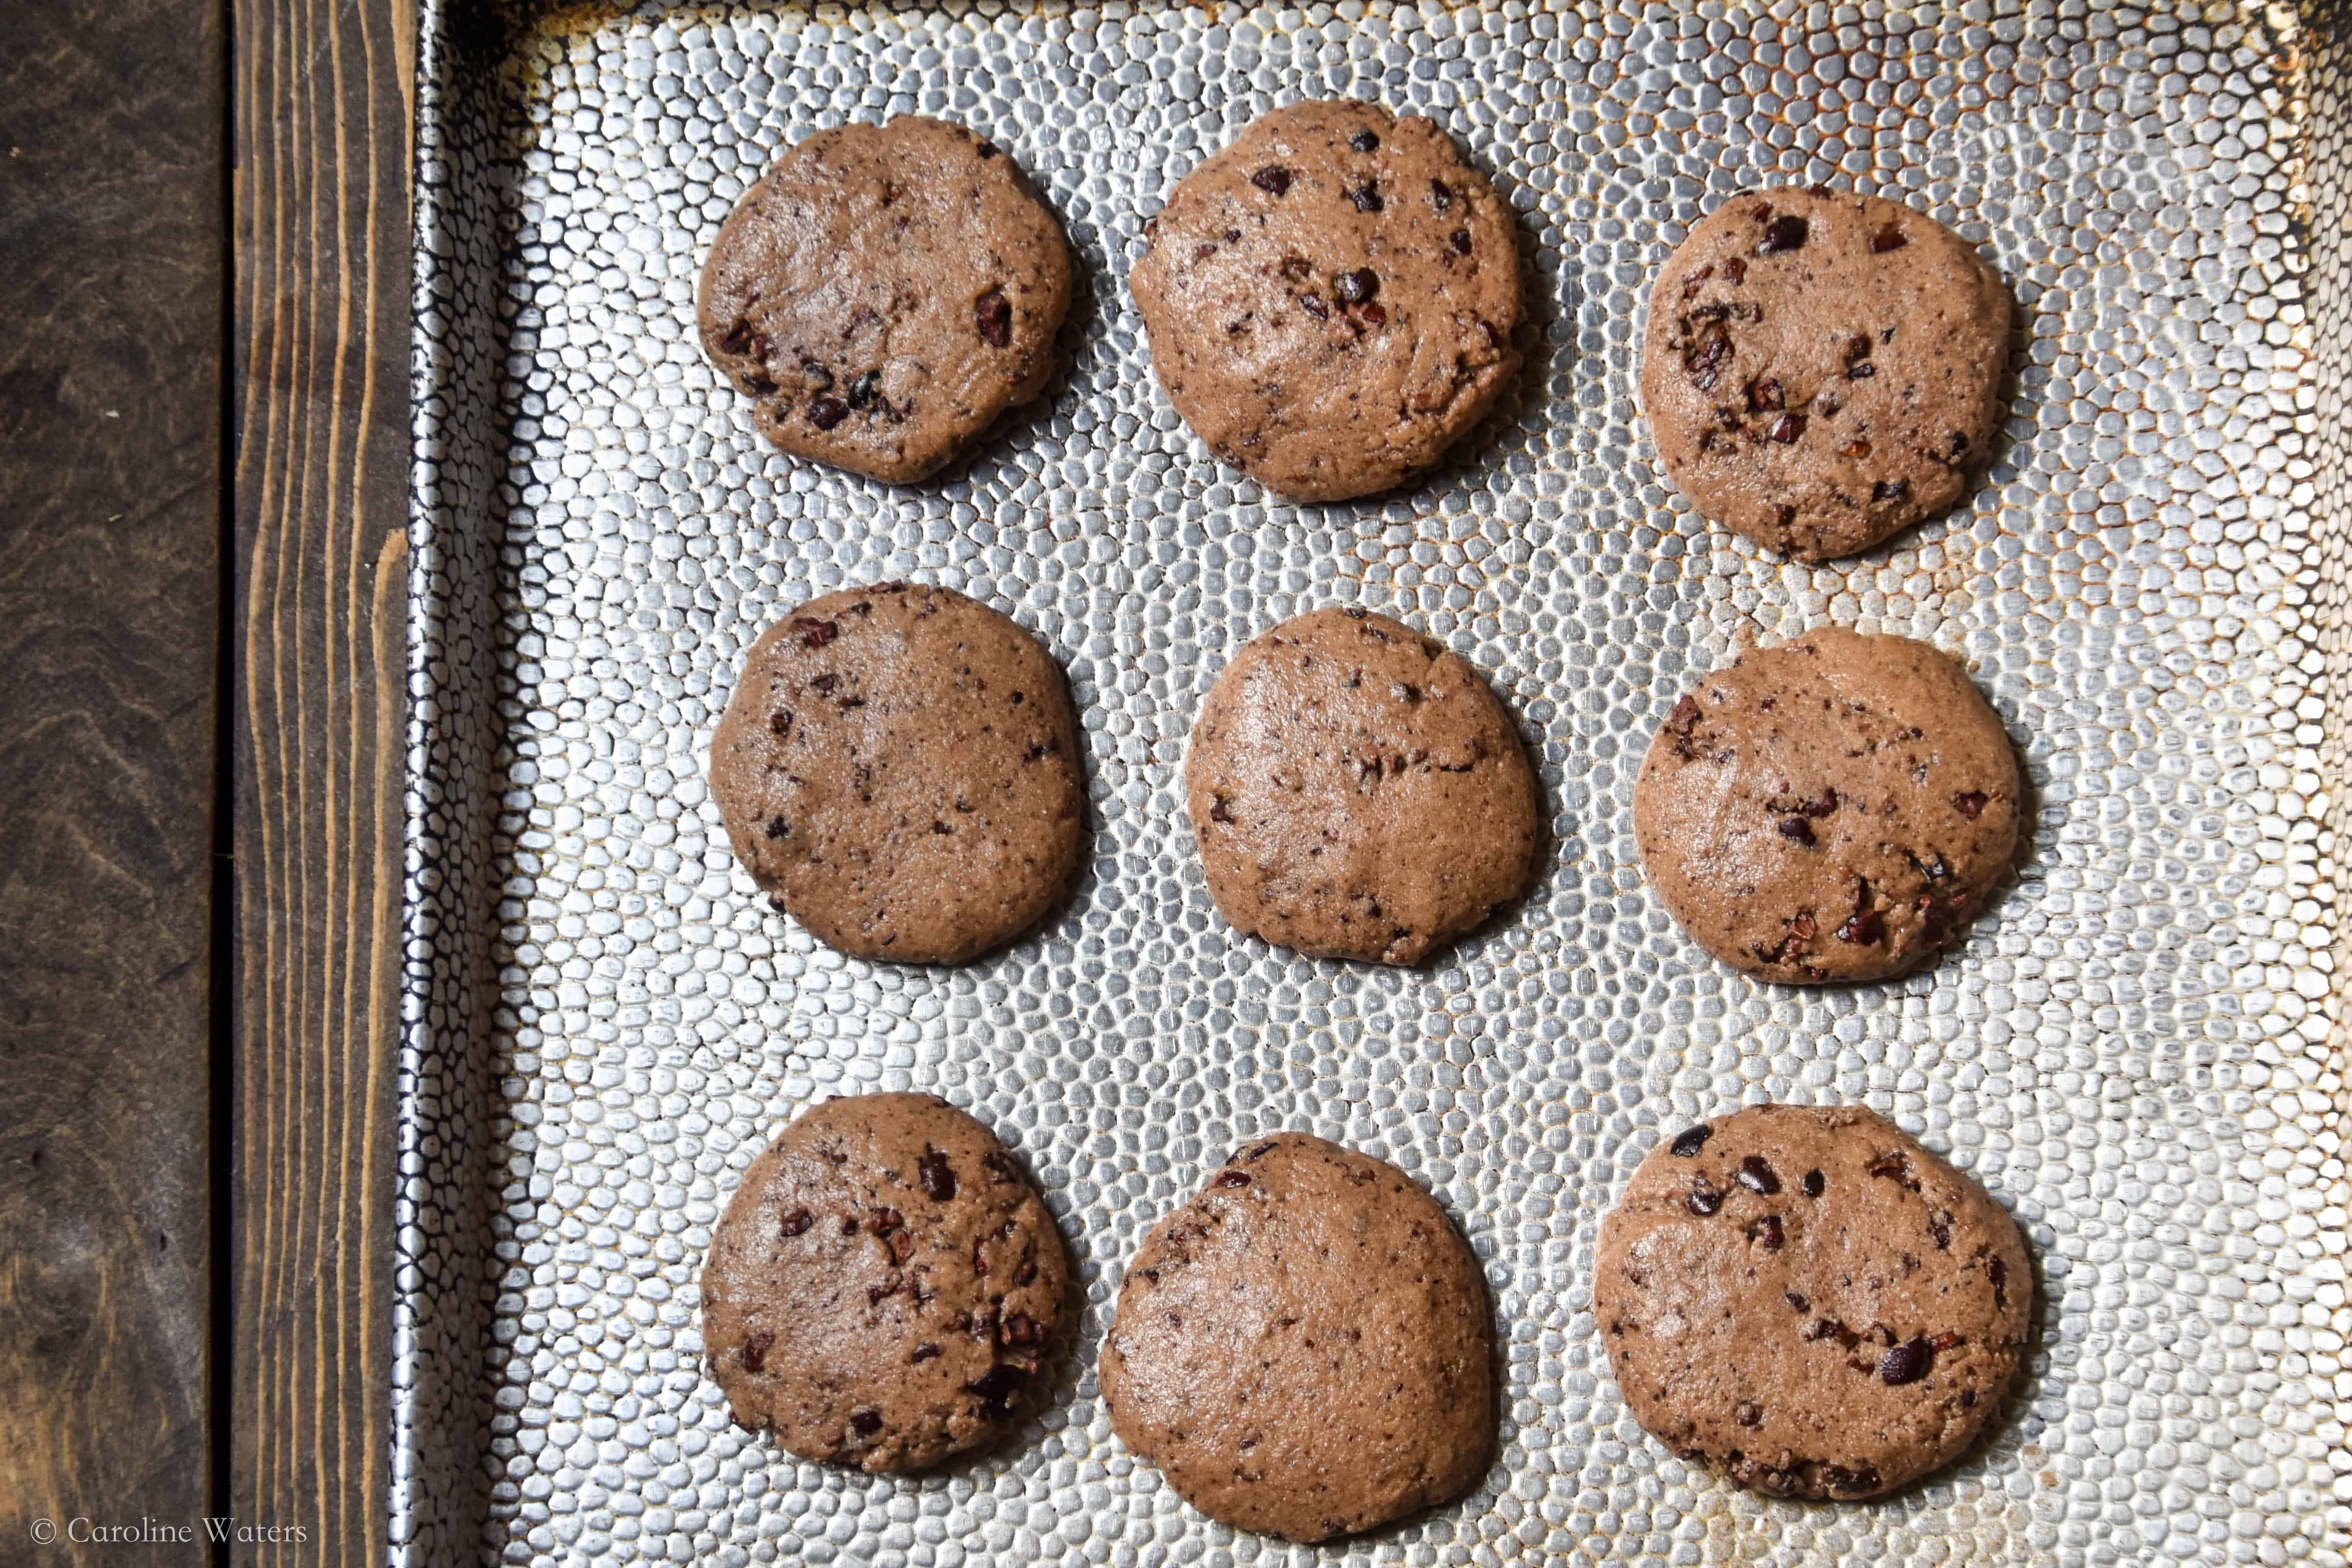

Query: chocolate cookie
1640;185;2010;562
1102;1134;1494;1541
700;1092;1069;1472
1185;607;1540;965
1633;627;2020;984
1131;99;1523;502
699;116;1072;483
1596;1104;2031;1500
708;581;1084;964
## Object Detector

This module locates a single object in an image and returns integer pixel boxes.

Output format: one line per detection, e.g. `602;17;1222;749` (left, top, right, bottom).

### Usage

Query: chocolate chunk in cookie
1634;627;2019;983
701;1093;1069;1472
1640;185;2011;562
1102;1134;1494;1541
1185;606;1540;965
709;581;1084;964
699;116;1072;483
1132;99;1523;502
1597;1103;2032;1500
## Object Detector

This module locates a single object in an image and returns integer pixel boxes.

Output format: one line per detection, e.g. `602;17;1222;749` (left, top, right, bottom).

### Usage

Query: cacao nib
966;1363;1029;1420
1215;1169;1251;1188
1349;129;1380;152
1667;695;1701;734
975;288;1012;347
913;1342;941;1362
1251;165;1292;196
1683;319;1731;387
1334;269;1379;305
849;1409;883;1437
1450;227;1472;254
1873;478;1910;503
769;709;794;739
920;1150;957;1201
1737;1400;1764;1428
807;396;848;431
1722;256;1746;285
1769;413;1807;443
1669;1124;1713;1158
1778;816;1816;846
1750;1214;1786;1250
802;361;834;392
846;370;882;410
740;1329;775;1372
779;1207;813;1237
1001;1313;1044;1347
793;617;839;648
1878;1337;1932;1385
1209;795;1234;823
1988;1255;2009;1308
1429;179;1453;210
1838;909;1885;945
1347;183;1382;213
1757;214;1809;255
1299;294;1329;320
765;817;791;840
1737;1156;1781;1195
1361;302;1388;327
1953;790;1988;818
1747;377;1785;412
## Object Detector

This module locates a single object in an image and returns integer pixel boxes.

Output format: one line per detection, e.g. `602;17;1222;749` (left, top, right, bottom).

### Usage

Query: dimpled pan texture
401;3;2352;1564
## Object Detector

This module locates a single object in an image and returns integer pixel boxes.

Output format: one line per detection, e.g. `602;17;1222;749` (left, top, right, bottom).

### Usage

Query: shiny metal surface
399;1;2352;1562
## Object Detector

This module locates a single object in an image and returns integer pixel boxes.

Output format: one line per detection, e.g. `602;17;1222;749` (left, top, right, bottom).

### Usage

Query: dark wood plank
0;0;225;1557
229;0;414;1558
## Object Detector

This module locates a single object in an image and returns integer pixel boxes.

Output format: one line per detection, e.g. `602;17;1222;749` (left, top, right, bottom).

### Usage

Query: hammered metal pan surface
400;1;2352;1562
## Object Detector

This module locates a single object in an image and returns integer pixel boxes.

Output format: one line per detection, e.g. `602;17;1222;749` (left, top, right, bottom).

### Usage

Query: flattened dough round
710;581;1084;963
699;116;1072;483
1633;627;2020;983
1185;606;1540;965
1133;99;1523;502
1102;1134;1494;1541
1640;185;2010;561
1596;1103;2031;1500
701;1093;1070;1472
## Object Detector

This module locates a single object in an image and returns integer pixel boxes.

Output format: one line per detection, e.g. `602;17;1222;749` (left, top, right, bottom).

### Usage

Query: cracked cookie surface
698;115;1071;483
1185;606;1539;965
700;1093;1069;1472
709;581;1083;964
1596;1104;2032;1501
1132;98;1523;502
1101;1134;1494;1542
1633;627;2020;984
1639;184;2010;561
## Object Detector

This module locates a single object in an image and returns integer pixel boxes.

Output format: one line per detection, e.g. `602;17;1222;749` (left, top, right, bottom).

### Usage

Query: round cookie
1639;184;2011;562
700;1093;1070;1473
1595;1103;2032;1500
1185;606;1540;966
1132;98;1523;502
1633;627;2020;984
698;116;1072;483
1101;1134;1494;1542
709;580;1084;964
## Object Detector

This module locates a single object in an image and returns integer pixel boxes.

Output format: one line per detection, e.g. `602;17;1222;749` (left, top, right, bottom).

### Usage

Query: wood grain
0;0;224;1557
230;0;413;1557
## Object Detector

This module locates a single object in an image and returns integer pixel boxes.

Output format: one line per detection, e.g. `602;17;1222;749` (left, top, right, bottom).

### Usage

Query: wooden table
2;0;409;1559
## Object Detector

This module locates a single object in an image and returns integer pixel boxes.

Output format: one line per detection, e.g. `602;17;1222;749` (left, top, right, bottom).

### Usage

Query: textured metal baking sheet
399;0;2352;1562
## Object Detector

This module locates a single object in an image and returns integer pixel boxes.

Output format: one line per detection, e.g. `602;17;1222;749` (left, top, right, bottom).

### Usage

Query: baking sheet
398;0;2352;1562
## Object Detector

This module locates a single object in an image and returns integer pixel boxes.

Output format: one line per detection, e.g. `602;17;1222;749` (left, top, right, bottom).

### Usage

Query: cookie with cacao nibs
1131;98;1523;502
1101;1134;1494;1542
1639;184;2011;562
700;1093;1069;1473
698;116;1071;483
1184;606;1541;966
1596;1103;2032;1501
709;581;1084;964
1633;626;2020;984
